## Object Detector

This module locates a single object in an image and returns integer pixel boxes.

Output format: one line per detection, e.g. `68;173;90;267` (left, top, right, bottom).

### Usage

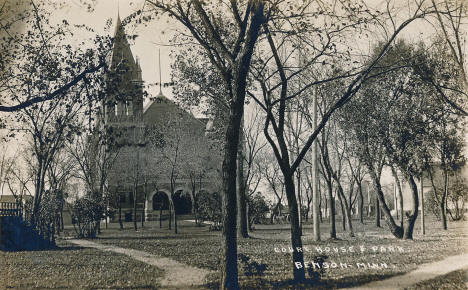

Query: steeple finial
158;48;163;96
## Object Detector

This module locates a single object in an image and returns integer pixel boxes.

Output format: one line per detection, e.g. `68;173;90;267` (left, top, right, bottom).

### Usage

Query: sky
61;0;176;101
1;0;467;196
61;0;465;191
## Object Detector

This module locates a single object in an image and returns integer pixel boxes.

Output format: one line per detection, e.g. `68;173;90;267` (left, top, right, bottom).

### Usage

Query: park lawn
90;215;468;289
404;267;468;290
0;240;163;289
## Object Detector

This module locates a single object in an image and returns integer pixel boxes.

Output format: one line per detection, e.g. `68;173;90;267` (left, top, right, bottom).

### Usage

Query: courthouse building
101;15;219;222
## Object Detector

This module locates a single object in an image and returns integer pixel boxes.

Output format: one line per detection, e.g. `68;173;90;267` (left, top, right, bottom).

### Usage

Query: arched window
124;100;129;116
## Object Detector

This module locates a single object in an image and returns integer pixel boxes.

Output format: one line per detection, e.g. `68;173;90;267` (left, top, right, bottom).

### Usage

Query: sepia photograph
0;0;467;289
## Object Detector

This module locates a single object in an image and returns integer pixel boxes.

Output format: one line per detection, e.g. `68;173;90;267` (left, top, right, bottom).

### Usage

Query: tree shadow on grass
205;278;330;289
324;272;403;288
203;273;404;289
96;235;203;241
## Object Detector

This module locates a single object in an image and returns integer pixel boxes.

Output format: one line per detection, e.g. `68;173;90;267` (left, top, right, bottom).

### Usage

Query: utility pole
393;182;398;219
312;89;320;241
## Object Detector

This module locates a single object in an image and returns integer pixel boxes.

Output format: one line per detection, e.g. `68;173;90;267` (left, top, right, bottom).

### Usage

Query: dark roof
0;195;32;203
143;95;206;134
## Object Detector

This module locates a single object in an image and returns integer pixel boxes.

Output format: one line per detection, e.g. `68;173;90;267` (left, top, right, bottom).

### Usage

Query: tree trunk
403;175;419;239
219;89;246;289
141;186;147;228
284;173;305;282
375;197;381;227
335;181;354;237
322;192;326;223
220;119;240;289
358;185;364;224
247;203;253;231
60;207;65;230
369;170;403;238
327;181;336;239
118;198;123;230
296;170;303;236
174;202;178;234
217;3;264;287
441;169;448;230
391;165;404;228
237;131;249;238
133;187;138;231
338;193;346;231
159;199;163;228
168;199;172;230
311;92;320;240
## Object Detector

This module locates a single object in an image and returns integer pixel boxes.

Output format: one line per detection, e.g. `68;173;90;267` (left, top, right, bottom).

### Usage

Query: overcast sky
1;0;467;194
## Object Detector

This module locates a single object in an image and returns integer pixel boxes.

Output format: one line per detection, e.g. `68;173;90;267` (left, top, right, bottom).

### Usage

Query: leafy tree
0;1;107;113
145;1;266;287
426;128;465;229
344;40;466;239
247;192;269;228
1;2;110;241
70;196;105;238
447;172;468;221
196;190;223;230
148;0;464;285
245;0;443;277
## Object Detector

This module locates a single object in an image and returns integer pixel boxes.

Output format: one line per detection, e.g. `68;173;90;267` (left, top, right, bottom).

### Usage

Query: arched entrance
152;191;169;210
173;190;192;215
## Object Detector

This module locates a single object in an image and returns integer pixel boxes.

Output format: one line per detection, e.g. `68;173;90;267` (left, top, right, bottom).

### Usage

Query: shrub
248;193;270;227
195;191;222;228
70;197;105;238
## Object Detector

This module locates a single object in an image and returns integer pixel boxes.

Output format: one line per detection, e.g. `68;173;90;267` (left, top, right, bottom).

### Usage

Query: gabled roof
143;95;206;133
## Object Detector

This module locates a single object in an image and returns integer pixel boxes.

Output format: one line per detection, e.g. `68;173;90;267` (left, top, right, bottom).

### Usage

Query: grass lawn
0;240;164;289
405;267;468;290
1;214;466;289
86;214;467;289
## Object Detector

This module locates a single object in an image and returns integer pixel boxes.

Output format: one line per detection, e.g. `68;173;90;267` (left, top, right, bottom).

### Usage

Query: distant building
0;195;32;219
393;163;468;213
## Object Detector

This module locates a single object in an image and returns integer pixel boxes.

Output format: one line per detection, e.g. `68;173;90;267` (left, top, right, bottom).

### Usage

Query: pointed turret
104;13;143;123
111;14;137;72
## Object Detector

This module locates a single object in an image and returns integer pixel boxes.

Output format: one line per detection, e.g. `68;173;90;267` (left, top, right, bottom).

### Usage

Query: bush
195;191;222;228
70;197;105;238
33;190;63;244
248;193;270;227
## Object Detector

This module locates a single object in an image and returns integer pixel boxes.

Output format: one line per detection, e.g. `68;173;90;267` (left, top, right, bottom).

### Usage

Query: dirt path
67;239;212;288
345;253;468;289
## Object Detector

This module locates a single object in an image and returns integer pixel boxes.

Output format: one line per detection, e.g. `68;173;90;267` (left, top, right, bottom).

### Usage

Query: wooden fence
0;202;22;217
